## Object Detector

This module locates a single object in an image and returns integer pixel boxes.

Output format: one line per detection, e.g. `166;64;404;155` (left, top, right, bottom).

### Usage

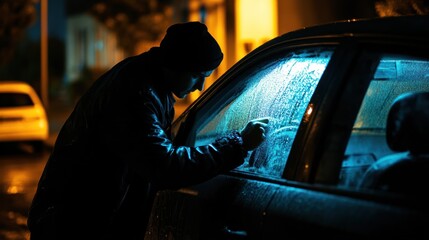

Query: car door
144;42;337;239
262;38;429;238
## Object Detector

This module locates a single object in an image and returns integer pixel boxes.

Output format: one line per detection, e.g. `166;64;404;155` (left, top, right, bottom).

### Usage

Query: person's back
28;51;162;239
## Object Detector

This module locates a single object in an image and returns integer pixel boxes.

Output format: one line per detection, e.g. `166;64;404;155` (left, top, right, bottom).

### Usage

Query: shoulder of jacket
138;84;163;106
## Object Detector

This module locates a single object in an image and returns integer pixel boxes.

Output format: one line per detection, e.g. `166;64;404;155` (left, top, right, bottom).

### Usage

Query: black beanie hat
160;21;223;72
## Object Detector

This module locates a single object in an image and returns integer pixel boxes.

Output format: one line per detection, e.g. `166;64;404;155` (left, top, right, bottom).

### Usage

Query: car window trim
284;41;364;182
314;48;380;185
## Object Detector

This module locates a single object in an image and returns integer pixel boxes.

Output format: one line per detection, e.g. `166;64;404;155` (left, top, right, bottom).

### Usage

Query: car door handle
220;226;248;239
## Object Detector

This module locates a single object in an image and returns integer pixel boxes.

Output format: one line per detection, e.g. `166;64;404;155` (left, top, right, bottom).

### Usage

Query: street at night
0;144;48;240
0;98;72;240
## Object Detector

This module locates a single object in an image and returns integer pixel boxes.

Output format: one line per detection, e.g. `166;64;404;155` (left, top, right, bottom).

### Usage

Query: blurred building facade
66;14;125;83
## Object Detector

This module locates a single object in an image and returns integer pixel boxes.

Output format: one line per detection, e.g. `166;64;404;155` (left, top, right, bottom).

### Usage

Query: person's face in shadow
167;69;213;98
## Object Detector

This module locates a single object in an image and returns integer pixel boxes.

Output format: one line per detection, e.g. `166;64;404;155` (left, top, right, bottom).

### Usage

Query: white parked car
0;81;49;152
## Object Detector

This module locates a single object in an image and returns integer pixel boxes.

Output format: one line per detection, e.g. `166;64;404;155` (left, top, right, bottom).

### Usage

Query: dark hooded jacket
27;47;246;240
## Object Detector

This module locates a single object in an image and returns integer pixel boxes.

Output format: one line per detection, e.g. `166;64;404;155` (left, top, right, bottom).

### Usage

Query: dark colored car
145;15;429;239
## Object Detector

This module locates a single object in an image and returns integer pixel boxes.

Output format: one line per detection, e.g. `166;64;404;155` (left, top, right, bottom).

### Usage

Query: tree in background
375;0;429;16
68;0;173;55
0;0;37;65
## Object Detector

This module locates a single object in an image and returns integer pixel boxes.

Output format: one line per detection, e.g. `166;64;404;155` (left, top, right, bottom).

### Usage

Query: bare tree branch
375;0;429;16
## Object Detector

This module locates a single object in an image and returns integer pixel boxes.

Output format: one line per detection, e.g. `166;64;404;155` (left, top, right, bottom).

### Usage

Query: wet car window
195;48;334;178
340;54;429;190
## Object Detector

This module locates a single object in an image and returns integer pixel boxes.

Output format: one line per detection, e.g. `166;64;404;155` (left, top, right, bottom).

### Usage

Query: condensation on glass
195;48;334;178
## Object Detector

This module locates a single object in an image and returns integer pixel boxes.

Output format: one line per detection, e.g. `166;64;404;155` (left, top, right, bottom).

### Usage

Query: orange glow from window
236;0;278;59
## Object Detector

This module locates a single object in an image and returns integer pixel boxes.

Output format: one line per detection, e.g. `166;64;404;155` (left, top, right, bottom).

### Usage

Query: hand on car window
241;117;270;151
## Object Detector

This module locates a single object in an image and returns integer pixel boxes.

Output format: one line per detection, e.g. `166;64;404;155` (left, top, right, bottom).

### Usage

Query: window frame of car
171;37;348;181
171;31;429;196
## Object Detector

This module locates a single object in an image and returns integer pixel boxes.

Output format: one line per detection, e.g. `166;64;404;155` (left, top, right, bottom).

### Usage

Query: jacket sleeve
97;87;246;189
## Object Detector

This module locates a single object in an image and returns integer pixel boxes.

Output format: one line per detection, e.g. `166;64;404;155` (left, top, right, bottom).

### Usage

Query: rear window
340;54;429;191
0;93;34;107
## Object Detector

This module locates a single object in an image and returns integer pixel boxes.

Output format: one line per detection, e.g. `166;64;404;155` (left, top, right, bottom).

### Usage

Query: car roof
0;81;43;104
0;81;37;93
269;15;429;46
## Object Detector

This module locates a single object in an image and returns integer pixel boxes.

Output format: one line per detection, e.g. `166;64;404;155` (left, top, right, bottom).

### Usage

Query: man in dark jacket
27;21;268;240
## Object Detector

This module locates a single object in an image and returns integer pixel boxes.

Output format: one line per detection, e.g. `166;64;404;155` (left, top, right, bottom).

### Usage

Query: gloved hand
240;117;270;151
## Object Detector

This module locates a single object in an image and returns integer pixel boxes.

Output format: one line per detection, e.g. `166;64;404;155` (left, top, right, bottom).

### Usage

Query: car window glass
194;48;334;178
0;93;34;107
339;54;429;191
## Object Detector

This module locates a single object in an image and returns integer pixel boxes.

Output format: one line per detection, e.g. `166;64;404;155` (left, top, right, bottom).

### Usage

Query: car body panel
0;81;49;144
146;175;279;240
262;184;425;239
